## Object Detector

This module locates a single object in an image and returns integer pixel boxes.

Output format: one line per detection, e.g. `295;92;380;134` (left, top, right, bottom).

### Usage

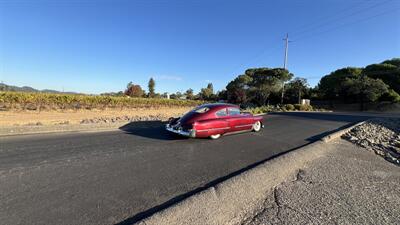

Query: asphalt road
0;112;371;225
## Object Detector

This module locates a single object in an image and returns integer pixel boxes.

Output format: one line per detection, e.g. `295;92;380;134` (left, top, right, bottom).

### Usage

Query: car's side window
228;107;241;116
216;109;227;117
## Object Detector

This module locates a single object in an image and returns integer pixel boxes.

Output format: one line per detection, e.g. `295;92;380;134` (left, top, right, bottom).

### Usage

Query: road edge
321;121;365;143
134;122;364;225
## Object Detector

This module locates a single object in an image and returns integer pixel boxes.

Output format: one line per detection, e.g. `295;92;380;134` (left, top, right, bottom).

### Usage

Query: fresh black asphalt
0;112;371;225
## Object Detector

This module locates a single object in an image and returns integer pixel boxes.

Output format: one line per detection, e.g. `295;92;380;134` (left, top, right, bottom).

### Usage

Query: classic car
166;103;264;139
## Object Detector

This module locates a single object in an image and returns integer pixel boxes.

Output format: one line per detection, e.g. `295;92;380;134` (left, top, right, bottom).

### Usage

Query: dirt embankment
0;107;191;127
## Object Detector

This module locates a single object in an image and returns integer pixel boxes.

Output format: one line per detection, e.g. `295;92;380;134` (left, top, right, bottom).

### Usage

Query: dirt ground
0;107;192;127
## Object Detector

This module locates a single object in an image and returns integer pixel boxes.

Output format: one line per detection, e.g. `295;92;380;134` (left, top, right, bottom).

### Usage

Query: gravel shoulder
241;139;400;225
343;118;400;165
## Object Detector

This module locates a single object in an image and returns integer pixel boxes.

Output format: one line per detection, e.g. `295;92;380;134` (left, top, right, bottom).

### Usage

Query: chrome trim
165;124;195;137
234;124;253;128
196;127;230;132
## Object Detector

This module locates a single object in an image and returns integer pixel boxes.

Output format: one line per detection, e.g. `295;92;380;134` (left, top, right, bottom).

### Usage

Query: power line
291;0;395;39
293;7;400;42
290;0;370;37
291;7;399;84
225;44;281;76
225;0;398;80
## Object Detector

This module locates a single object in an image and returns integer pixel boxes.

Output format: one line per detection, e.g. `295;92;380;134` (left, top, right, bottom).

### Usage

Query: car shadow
119;120;188;140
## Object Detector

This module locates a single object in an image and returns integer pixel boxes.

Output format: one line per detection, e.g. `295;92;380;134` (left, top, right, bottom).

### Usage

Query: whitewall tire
253;121;261;132
210;134;221;140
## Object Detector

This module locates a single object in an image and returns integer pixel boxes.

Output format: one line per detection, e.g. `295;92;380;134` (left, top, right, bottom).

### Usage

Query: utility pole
283;33;289;69
281;33;289;104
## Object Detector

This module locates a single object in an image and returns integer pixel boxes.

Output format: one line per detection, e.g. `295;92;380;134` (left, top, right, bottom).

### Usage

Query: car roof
198;103;238;109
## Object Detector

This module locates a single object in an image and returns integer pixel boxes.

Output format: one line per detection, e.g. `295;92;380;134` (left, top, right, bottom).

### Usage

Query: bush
243;104;318;114
295;104;314;111
244;105;275;114
284;104;295;111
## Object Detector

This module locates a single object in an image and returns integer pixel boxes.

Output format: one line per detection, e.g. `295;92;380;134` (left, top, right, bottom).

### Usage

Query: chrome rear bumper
165;124;196;138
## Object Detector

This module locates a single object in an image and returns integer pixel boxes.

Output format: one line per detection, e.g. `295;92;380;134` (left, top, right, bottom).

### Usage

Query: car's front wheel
253;121;261;132
210;134;221;139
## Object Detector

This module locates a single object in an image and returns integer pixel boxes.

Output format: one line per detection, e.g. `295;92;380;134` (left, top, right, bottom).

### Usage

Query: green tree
286;77;309;104
170;91;182;100
318;67;362;102
200;83;215;100
148;78;156;98
217;89;228;101
226;74;253;104
226;68;293;105
246;68;292;105
185;88;194;100
364;58;400;94
161;92;169;98
343;76;388;110
379;89;400;103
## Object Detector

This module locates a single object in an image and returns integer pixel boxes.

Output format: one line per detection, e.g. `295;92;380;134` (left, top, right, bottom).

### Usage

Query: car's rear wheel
253;121;261;132
210;134;221;139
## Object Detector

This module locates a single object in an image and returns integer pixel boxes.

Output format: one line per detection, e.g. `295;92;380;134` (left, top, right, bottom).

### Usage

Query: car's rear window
194;106;209;113
228;107;241;116
216;109;227;117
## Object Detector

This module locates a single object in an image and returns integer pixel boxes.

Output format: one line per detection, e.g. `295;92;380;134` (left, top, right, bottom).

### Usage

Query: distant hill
0;83;79;94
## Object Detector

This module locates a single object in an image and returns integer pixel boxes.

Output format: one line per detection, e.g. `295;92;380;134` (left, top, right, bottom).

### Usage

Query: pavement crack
241;195;272;225
294;168;306;182
273;186;283;224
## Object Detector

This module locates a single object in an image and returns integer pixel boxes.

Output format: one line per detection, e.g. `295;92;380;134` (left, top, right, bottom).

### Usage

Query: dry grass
0;107;192;126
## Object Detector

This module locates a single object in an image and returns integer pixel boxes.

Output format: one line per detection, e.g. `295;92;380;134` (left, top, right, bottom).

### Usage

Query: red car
166;103;264;139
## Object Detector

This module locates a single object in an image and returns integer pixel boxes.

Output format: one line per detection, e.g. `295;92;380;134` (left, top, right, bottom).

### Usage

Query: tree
185;88;194;100
343;76;388;110
170;91;183;100
226;74;252;104
125;82;144;97
379;89;400;103
247;68;293;105
217;89;228;101
286;78;308;104
161;92;169;98
318;67;362;102
199;83;215;100
225;68;293;105
207;83;213;93
364;58;400;94
148;78;156;98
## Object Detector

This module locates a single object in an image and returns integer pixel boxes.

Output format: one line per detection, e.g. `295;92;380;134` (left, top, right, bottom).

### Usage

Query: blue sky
1;0;399;94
